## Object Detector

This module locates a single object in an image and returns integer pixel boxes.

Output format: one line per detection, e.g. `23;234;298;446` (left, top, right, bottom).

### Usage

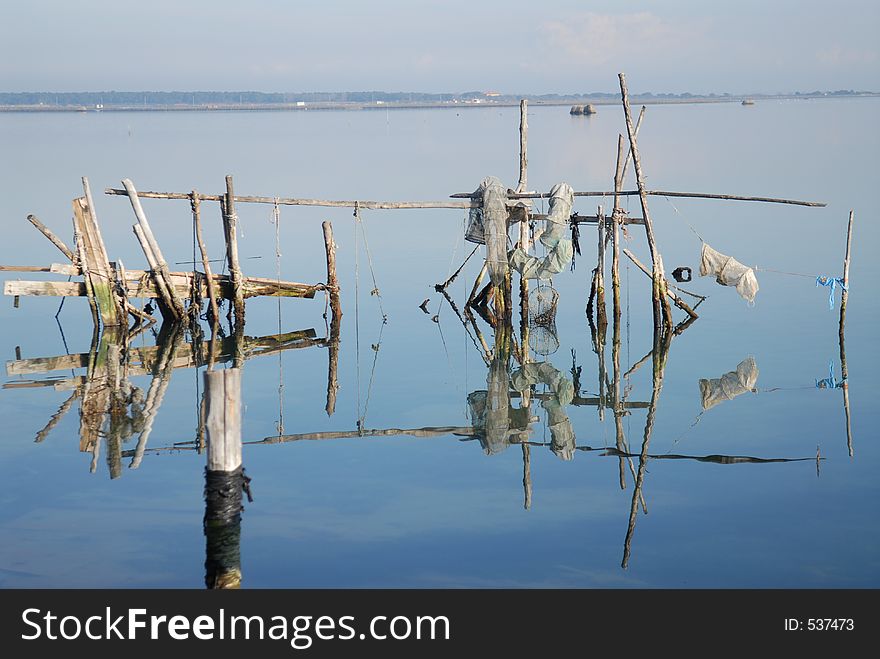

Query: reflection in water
4;321;336;478
2;277;848;578
699;356;759;410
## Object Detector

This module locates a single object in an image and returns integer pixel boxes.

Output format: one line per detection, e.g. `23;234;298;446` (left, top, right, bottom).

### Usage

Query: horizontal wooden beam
4;270;323;300
106;188;474;210
1;263;82;275
452;189;826;208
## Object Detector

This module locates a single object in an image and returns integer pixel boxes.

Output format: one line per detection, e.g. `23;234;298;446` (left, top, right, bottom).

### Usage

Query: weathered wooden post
322;220;342;323
596;204;608;333
204;367;244;589
223;175;245;327
618;74;672;335
322;220;341;416
516;99;528;194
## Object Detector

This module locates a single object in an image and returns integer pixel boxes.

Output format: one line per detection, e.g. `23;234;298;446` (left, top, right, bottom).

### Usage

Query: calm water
1;98;878;587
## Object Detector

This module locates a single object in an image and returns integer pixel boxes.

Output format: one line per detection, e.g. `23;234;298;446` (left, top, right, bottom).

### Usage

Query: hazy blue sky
2;0;878;94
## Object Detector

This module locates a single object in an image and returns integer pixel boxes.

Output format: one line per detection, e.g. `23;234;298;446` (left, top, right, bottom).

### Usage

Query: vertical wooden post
838;210;853;354
596;204;607;333
518;209;530;364
522;444;532;510
618;73;672;334
516;99;528;194
611;134;626;328
223;175;245;327
203;367;243;589
839;210;854;457
322;221;342;322
205;368;242;472
192;191;221;329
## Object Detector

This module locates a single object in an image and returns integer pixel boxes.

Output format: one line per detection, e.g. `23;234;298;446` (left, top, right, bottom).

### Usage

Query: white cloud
540;11;709;66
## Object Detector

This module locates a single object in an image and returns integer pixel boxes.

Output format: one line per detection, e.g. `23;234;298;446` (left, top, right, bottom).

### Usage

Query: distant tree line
0;89;874;106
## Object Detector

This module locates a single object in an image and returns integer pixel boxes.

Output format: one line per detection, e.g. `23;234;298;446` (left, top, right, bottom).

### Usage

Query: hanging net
529;283;558;325
527;284;560;356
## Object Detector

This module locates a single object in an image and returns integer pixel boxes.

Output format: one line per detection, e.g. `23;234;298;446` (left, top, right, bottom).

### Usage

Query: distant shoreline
1;92;877;114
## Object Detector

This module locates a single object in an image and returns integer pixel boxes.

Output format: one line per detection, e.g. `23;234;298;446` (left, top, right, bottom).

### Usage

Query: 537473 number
807;619;853;631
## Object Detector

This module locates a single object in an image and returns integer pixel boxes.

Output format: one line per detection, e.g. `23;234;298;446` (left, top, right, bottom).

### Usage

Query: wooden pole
26;215;76;263
132;224;177;322
619;73;671;334
108;186;826;209
452;189;827;208
203;367;245;589
611;134;627;329
122;179;187;323
516;99;528;194
192;191;221;329
839;210;854;457
522;443;532;510
322;221;342;322
223;176;245;327
838;210;853;355
596;204;607;333
205;367;242;472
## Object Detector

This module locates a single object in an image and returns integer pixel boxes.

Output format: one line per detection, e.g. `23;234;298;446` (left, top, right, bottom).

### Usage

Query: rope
354;203;387;323
663;195;705;243
272;199;284;436
358;320;385;431
354;208;361;427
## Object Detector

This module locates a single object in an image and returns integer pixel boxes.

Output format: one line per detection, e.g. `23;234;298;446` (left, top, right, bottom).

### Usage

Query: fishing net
527;284;560;356
509;182;574;279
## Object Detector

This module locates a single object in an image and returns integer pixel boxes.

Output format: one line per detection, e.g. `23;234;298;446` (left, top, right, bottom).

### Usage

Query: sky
1;0;878;94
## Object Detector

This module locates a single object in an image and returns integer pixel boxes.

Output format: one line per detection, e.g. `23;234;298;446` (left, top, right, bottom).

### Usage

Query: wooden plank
4;280;86;297
73;196;120;326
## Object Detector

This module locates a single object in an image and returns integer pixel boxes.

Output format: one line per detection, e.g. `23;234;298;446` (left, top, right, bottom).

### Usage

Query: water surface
1;98;877;587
